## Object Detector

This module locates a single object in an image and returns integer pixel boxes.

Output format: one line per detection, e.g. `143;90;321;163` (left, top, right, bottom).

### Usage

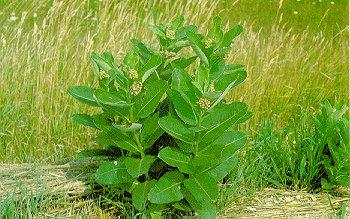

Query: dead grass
221;188;350;218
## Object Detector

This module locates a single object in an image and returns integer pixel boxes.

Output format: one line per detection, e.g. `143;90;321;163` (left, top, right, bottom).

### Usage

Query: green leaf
171;89;198;126
208;16;224;43
220;24;243;48
171;15;184;29
93;89;131;107
92;113;115;133
76;149;116;159
199;102;251;145
113;123;142;132
107;68;129;88
182;187;216;219
114;138;139;153
95;160;134;186
125;155;156;178
193;131;246;170
168;40;190;50
184;173;218;204
132;180;157;211
90;52;113;72
209;131;246;159
140;55;162;83
183;173;218;215
148;171;185;204
211;71;247;109
214;70;247;91
131;39;154;63
68;86;99;107
186;30;209;66
158;147;191;174
158;116;195;144
141;113;164;149
169;56;197;69
134;79;167;119
196;65;209;92
171;68;201;101
72;114;97;129
207;153;237;180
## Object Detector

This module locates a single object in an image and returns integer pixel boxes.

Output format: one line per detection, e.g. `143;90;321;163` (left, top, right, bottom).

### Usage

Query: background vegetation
0;0;348;218
0;0;348;163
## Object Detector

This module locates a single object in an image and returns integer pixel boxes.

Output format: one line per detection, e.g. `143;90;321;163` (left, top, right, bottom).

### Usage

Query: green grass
0;0;347;163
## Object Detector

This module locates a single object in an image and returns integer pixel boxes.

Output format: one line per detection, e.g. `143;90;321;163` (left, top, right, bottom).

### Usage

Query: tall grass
0;0;348;163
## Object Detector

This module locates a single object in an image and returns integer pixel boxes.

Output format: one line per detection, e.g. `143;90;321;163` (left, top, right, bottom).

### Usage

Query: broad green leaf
200;102;251;145
96;127;139;151
176;25;198;39
132;180;157;211
95;160;134;186
131;39;154;63
214;70;247;91
169;56;197;69
207;153;238;180
168;40;190;50
90;53;113;72
171;69;201;101
182;187;216;219
171;15;184;29
68;86;99;107
209;59;226;81
113;123;142;132
211;71;247;109
183;173;218;206
193;131;246;171
93;89;131;119
148;171;185;204
158;116;195;144
149;25;166;40
93;89;131;107
114;138;139;153
107;68;129;88
72;114;97;129
220;24;243;48
125;155;156;178
92;113;115;133
196;65;209;92
158;147;191;173
122;50;140;68
208;16;224;43
76;149;116;159
186;30;209;66
140;55;162;83
141;113;164;149
134;79;167;119
171;89;198;126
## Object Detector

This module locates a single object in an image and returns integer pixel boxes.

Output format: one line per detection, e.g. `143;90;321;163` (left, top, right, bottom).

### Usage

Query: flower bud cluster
204;38;214;48
198;97;211;110
131;82;142;96
99;71;110;79
163;50;177;59
166;29;176;40
129;69;138;80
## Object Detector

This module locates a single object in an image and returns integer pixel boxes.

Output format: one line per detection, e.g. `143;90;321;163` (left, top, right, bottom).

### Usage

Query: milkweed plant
68;15;252;218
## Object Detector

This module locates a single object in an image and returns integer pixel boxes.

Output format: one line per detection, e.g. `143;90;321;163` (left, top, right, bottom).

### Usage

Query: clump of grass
242;100;349;191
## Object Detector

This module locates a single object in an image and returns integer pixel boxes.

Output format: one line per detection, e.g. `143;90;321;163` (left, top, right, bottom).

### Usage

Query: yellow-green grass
0;0;348;163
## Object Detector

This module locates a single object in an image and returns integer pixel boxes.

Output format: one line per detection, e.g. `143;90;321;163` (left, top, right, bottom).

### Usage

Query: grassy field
0;0;349;217
0;0;347;164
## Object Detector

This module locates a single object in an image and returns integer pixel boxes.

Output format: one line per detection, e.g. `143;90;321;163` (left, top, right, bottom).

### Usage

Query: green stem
194;112;204;155
133;132;144;158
